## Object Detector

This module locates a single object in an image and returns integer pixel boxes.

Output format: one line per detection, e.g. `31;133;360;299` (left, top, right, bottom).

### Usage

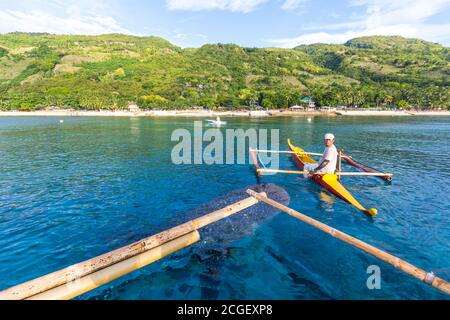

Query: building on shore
128;102;140;112
289;105;305;111
320;106;337;112
301;97;316;110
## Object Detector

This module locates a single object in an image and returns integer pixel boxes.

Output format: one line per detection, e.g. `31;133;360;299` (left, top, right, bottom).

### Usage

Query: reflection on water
319;191;335;213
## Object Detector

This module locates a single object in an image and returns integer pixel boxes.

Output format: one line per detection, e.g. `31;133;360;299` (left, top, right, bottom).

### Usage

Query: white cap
324;133;335;140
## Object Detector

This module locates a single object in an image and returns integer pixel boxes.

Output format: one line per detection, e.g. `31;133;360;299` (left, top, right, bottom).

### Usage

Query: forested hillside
0;33;448;110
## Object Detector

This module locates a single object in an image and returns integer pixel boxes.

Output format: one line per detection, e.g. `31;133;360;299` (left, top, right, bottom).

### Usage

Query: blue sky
0;0;449;47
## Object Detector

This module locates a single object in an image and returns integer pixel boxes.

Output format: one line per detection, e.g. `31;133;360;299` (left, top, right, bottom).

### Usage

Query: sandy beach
0;109;449;117
0;109;322;117
336;110;450;116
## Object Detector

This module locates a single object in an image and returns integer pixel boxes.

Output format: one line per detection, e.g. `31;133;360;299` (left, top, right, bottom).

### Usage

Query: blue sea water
0;115;448;300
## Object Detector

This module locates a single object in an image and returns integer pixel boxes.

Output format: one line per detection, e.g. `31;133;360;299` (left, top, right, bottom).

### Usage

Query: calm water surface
0;116;449;299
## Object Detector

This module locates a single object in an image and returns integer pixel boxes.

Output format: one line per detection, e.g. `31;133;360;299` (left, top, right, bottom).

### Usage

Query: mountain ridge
0;33;448;110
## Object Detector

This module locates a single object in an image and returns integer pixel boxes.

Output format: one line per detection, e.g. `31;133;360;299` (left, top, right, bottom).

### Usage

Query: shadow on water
264;246;335;300
86;183;290;300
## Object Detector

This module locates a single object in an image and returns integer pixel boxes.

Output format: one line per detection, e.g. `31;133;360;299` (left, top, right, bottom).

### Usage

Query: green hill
0;33;448;110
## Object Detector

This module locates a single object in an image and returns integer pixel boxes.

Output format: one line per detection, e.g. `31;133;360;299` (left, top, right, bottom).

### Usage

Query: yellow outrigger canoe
287;139;378;217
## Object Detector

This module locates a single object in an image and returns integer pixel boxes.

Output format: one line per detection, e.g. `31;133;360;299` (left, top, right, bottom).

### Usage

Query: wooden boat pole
253;149;359;162
246;190;450;296
252;149;323;157
337;150;343;181
27;231;200;300
258;168;393;178
0;195;262;300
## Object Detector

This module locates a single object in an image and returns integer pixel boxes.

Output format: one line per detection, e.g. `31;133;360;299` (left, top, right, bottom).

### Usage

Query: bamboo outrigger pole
246;190;450;296
251;149;354;161
0;194;263;300
28;231;200;300
257;168;394;178
251;149;324;157
249;148;393;179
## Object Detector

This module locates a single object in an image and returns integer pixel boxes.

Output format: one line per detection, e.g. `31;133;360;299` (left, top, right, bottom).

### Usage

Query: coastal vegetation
0;33;448;111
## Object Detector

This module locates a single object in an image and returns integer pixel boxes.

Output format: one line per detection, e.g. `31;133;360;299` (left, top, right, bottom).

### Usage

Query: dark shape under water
265;246;335;300
181;183;290;258
89;183;290;300
180;183;290;299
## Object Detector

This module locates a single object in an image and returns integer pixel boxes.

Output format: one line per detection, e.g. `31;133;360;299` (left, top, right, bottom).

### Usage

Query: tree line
0;34;448;111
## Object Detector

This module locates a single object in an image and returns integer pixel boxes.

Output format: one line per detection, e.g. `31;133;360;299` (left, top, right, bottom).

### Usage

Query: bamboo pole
27;231;200;300
252;149;360;164
0;195;262;300
251;149;323;157
246;190;450;296
258;168;393;178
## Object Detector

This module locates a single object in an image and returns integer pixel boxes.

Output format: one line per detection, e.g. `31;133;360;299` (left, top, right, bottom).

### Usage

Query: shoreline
0;109;449;117
335;110;450;116
0;110;330;117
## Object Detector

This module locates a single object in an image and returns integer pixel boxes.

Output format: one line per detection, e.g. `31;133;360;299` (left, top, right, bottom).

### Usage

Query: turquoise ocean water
0;116;448;299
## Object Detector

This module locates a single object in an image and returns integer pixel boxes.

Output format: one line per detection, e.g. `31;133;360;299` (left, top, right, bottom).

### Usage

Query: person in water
306;133;338;175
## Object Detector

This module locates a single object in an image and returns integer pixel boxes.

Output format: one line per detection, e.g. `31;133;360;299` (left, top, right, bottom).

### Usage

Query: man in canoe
306;133;338;175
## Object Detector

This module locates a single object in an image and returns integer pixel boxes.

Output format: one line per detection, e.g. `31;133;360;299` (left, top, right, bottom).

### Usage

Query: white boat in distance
206;116;227;127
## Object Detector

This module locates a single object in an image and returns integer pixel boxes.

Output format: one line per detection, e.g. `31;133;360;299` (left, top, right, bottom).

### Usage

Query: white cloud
173;32;207;40
355;0;450;27
270;0;450;47
270;24;450;47
166;0;269;13
0;8;135;35
280;0;309;11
